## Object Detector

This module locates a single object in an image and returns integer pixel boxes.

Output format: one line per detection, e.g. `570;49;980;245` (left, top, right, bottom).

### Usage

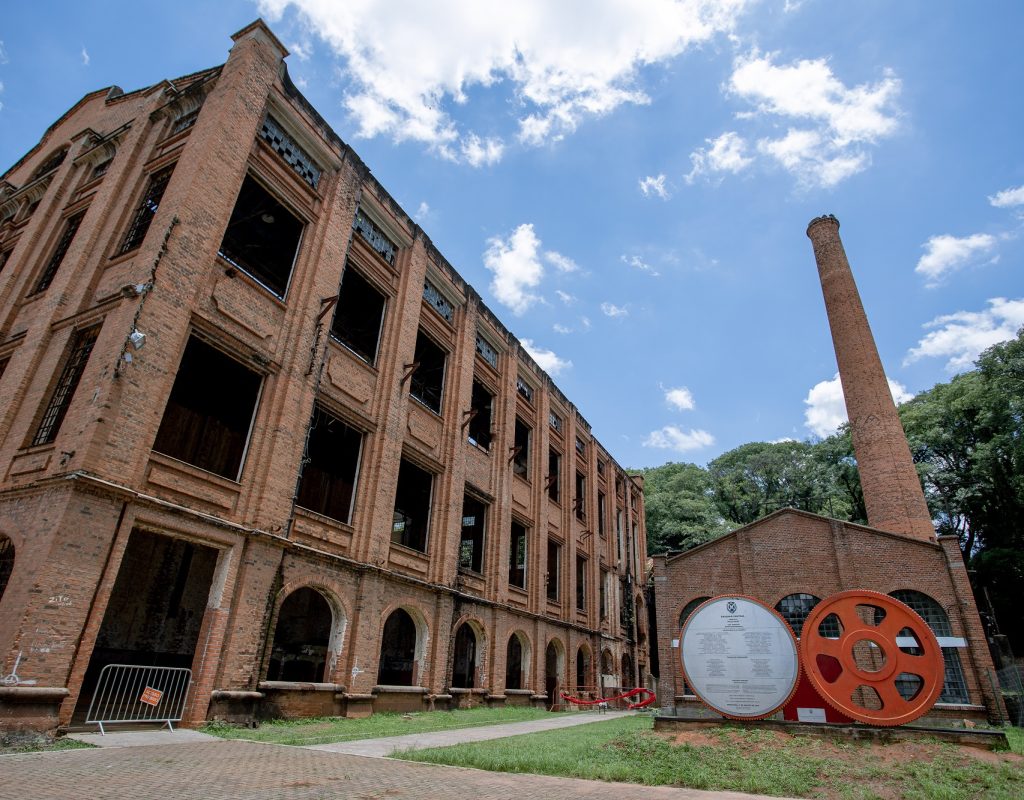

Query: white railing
85;664;192;734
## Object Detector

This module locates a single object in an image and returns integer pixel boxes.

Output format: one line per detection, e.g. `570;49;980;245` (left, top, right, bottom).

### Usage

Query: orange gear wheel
800;590;944;726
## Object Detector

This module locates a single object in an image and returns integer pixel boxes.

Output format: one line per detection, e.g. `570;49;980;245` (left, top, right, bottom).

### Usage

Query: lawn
202;705;552;747
401;716;1024;800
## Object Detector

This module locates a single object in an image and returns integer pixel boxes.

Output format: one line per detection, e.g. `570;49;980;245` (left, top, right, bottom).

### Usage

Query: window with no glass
512;418;530;478
508;521;527;589
391;459;433;552
467;380;493;450
331;265;386;364
409;330;446;413
574;471;586;521
597;491;606;536
152;336;262;479
219;175;304;298
576;555;587;611
31;326;100;446
546;540;561;602
547;448;560;502
296;405;362;523
459;495;486;573
600;569;608;618
120;166;174;254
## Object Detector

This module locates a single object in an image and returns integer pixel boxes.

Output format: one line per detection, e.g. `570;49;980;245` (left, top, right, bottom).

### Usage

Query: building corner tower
807;215;935;541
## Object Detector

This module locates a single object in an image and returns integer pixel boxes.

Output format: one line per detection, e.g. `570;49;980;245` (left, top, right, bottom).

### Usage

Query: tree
640;462;731;553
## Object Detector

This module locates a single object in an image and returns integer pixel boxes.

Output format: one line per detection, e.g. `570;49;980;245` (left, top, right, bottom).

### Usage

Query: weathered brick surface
0;20;647;733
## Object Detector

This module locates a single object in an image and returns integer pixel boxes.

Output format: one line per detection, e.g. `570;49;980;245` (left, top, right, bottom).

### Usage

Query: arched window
452;623;478;688
576;646;590;690
267;587;333;682
544;639;563;705
678;597;710;631
0;535;13;604
378;608;418;686
506;633;526;690
890;590;969;704
31;147;68;180
600;649;614;676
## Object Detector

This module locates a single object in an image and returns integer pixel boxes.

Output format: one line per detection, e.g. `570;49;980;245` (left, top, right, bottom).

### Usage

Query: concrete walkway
310;709;636;757
66;726;219;748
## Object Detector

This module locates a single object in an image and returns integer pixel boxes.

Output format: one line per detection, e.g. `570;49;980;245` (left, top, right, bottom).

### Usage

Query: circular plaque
680;595;800;719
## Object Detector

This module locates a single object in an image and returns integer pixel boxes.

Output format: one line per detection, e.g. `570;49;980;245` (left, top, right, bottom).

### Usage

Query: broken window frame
467;379;493;450
547;448;561;503
459;494;487;574
31;325;100;446
218;174;305;299
295;404;363;524
119;165;174;254
574;471;586;522
353;207;397;265
408;329;447;414
391;458;433;553
475;333;498;369
512;417;530;479
576;554;587;611
508;521;528;589
516;376;534;404
259;115;322;189
330;264;387;365
32;210;85;295
423;279;454;323
151;335;263;480
546;540;561;602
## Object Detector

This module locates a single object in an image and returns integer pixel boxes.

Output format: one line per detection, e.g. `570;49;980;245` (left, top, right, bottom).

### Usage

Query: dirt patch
670;730;718;747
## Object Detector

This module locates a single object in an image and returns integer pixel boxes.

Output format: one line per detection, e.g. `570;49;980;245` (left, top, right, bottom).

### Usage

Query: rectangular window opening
218;175;304;298
549;411;562;433
598;491;607;537
576;555;587;611
331;265;386;364
468;380;493;450
575;471;586;521
547;448;560;503
409;330;446;413
546;540;561;602
392;458;432;553
296;405;362;524
152;336;262;479
512;417;530;479
31;326;99;446
459;495;486;574
516;376;533;404
353;208;397;265
120;166;173;254
508;521;527;589
33;211;84;295
600;569;608;619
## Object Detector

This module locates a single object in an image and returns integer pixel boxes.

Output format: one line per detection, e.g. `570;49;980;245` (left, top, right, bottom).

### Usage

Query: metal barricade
85;664;192;734
996;665;1024;727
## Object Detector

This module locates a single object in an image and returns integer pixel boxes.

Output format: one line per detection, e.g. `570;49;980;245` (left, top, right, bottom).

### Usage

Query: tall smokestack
806;215;934;541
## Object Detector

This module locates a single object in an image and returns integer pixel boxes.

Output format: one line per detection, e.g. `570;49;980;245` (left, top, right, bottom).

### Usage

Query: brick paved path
0;739;787;800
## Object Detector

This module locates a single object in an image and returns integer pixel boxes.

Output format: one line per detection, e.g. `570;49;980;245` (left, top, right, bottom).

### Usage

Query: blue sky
2;1;1023;468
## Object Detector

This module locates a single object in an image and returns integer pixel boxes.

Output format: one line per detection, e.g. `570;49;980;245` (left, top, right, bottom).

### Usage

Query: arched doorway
378;608;418;685
621;652;634;688
575;645;590;691
267;587;334;682
506;633;527;690
544;639;563;707
452;623;478;688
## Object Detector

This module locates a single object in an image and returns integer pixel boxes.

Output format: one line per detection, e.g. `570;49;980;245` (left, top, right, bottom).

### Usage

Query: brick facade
0;20;648;734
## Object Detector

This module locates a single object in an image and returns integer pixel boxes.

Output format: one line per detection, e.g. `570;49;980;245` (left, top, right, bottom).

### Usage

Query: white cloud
545;251;579;272
621;254;659;276
81;47;90;66
288;40;313;60
686;131;753;183
639;174;670;199
521;339;572;376
915;233;998;286
989;184;1024;209
553;323;572;334
664;386;695;411
769;436;797;443
258;0;751;163
643;425;715;452
483;223;544;314
555;289;576;305
600;302;628;318
804;373;914;437
580;316;592;331
414;201;431;221
904;297;1024;372
0;41;9;65
688;50;901;188
461;133;504;167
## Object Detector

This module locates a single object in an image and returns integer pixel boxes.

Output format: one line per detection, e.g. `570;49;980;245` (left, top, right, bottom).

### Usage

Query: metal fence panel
996;665;1023;727
85;664;192;734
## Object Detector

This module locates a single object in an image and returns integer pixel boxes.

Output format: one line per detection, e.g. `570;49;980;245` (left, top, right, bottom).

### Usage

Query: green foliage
639;462;731;553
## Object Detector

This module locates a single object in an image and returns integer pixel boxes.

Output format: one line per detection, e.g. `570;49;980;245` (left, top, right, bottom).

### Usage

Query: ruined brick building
652;216;1006;724
0;20;649;733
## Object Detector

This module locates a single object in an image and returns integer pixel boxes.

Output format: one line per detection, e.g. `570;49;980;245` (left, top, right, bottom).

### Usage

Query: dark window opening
467;380;493;449
33;211;84;294
597;492;606;536
621;653;633;687
409;330;446;413
296;405;362;523
597;459;605;476
378;609;417;685
218;175;304;298
574;472;586;521
120;166;173;254
576;647;589;689
576;555;587;611
331;266;386;364
152;337;262;479
32;326;99;446
547;448;561;502
509;521;527;589
546;540;561;602
513;418;530;479
91;159;112;180
392;459;432;552
171;109;199;135
505;634;524;690
452;623;477;688
31;147;68;180
575;436;586;458
267;588;332;682
0;536;13;605
0;357;9;383
889;590;970;704
775;593;839;639
600;569;608;619
459;495;486;574
516;376;533;404
0;249;12;274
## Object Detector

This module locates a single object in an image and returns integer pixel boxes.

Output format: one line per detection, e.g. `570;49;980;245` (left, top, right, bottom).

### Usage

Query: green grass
1006;727;1023;756
0;736;94;755
202;705;552;746
401;716;1024;799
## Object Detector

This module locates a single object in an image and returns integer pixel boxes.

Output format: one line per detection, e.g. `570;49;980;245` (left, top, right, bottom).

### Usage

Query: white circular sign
680;596;799;719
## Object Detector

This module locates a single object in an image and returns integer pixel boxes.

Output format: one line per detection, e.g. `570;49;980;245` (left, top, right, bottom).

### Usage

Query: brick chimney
806;215;935;541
